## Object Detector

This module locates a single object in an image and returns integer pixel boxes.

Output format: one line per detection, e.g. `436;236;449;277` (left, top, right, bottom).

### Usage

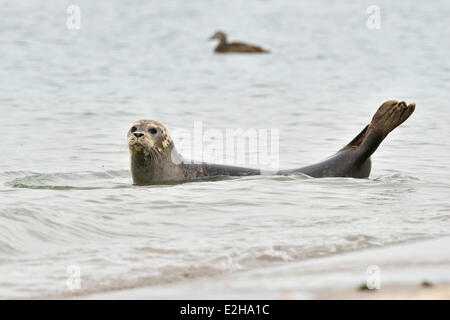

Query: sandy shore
316;283;450;299
82;236;450;300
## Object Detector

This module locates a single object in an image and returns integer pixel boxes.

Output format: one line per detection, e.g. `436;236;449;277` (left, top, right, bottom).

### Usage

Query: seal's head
209;31;227;42
127;120;184;184
127;120;173;159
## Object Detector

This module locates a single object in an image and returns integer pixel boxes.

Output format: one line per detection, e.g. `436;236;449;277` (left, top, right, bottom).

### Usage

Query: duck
208;31;269;53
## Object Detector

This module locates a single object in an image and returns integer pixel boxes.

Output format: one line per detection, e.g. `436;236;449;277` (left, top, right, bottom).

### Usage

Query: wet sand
317;283;450;299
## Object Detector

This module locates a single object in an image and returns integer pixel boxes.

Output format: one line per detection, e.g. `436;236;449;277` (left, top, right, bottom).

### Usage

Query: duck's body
209;31;269;53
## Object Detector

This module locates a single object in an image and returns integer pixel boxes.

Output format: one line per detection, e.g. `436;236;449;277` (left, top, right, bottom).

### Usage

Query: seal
209;31;269;53
127;100;415;185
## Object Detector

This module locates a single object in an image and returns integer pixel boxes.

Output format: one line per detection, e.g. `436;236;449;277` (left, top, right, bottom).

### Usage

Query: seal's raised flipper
340;124;370;151
277;100;415;178
353;100;415;165
368;100;415;138
341;100;415;152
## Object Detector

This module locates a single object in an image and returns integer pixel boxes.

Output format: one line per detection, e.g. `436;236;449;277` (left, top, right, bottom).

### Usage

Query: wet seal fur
127;100;415;185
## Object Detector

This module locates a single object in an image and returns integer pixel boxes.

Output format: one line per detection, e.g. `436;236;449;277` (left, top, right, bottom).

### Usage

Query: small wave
15;234;446;300
32;254;246;299
4;170;131;190
373;172;421;183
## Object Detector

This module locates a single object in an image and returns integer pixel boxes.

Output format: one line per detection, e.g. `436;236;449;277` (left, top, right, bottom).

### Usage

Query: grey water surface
0;0;449;298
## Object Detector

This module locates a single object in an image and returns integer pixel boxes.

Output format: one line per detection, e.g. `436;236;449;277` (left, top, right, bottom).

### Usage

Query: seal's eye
131;127;137;133
148;127;157;134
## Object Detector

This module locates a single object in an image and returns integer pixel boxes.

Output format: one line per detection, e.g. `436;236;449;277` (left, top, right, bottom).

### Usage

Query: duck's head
209;31;227;42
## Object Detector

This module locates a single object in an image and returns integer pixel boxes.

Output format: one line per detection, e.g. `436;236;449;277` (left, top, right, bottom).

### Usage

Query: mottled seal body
127;100;415;185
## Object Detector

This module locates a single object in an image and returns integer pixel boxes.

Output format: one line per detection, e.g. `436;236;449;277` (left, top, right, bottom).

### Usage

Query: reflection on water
1;0;450;298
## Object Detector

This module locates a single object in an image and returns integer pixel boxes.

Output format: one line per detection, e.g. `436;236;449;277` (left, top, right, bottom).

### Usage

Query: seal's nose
133;132;144;138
